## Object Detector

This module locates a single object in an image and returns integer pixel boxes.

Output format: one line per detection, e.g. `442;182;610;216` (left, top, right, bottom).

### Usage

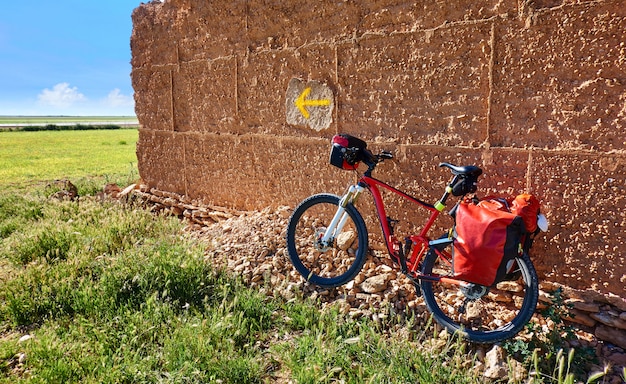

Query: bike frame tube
359;175;441;256
326;172;465;286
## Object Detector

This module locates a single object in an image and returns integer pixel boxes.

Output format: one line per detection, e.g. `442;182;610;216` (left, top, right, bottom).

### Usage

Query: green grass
0;129;138;186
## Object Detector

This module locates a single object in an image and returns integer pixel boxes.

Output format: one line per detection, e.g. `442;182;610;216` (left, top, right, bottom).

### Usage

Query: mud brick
530;152;625;295
337;23;492;145
132;67;174;131
172;58;237;132
490;5;626;151
136;130;187;195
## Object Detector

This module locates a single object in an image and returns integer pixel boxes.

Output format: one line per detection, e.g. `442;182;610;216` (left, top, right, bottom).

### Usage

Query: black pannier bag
329;134;367;170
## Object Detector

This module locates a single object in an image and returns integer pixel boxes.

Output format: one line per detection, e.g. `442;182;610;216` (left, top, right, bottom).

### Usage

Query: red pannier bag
453;198;525;286
510;194;541;233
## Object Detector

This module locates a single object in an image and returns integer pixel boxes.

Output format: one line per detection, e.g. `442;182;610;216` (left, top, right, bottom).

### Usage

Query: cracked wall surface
131;0;625;296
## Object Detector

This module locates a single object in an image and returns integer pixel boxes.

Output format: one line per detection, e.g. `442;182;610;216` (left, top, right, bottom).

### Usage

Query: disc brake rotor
314;227;332;252
460;283;489;300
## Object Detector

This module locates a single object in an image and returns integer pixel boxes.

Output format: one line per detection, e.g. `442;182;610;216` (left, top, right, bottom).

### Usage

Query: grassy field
0;116;137;125
0;129;138;187
0;129;608;383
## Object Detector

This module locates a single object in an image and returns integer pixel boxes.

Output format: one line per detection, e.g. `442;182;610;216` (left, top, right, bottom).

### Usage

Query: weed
5;225;75;265
276;303;481;383
504;287;599;382
0;195;43;238
282;298;321;331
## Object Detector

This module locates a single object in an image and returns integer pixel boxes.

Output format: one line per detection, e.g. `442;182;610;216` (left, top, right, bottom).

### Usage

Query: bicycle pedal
404;272;422;297
413;283;422;297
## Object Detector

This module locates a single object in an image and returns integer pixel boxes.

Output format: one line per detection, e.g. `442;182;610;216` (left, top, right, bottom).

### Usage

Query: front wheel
420;249;539;343
286;194;368;288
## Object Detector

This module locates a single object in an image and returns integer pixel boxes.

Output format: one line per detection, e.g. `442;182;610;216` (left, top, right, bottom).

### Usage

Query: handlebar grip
362;148;377;166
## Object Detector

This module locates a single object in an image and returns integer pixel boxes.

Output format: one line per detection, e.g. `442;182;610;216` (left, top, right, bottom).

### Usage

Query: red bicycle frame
357;175;461;286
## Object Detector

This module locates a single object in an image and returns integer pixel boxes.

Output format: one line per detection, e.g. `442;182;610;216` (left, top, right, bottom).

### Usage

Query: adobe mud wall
131;0;625;300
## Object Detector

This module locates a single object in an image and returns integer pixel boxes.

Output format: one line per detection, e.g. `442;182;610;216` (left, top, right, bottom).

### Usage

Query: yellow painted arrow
294;87;331;119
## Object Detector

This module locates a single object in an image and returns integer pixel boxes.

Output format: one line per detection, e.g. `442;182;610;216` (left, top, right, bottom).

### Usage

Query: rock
605;294;626;312
483;345;508;380
539;281;561;292
489;291;513;303
563;287;606;305
360;273;390;294
595;325;626;350
104;183;122;197
538;290;553;304
465;301;484;320
607;351;626;367
590;312;626;331
509;359;527;382
355;293;370;301
564;309;597;327
18;334;33;343
497;281;522;292
118;183;137;198
336;231;356;251
566;299;601;313
49;179;78;201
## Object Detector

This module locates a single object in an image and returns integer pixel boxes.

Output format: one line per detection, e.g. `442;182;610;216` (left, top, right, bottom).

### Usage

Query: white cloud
29;83;135;115
104;88;134;108
37;83;86;108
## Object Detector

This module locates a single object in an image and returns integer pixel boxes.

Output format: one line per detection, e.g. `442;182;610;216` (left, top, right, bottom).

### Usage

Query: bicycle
286;134;546;343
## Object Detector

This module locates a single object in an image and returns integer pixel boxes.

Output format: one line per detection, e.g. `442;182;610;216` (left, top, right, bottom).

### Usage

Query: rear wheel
286;194;368;288
420;248;538;343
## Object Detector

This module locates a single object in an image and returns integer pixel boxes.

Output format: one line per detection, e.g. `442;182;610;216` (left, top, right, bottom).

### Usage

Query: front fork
318;184;365;248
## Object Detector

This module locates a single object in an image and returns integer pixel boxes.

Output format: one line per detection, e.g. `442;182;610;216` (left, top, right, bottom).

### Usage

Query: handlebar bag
329;134;367;170
453;199;525;286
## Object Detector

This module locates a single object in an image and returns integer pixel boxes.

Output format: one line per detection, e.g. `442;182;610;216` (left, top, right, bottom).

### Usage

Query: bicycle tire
420;248;538;343
286;194;368;288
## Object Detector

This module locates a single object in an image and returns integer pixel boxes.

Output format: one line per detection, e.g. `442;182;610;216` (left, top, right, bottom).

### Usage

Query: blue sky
0;1;141;116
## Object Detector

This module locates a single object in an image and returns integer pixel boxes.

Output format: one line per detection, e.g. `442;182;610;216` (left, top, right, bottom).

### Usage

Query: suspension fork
319;184;365;246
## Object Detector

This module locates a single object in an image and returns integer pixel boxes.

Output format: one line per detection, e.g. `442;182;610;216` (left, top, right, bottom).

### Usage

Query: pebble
18;335;33;343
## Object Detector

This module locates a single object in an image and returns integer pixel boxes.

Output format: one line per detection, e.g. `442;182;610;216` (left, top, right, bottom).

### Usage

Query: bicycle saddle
439;162;483;177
